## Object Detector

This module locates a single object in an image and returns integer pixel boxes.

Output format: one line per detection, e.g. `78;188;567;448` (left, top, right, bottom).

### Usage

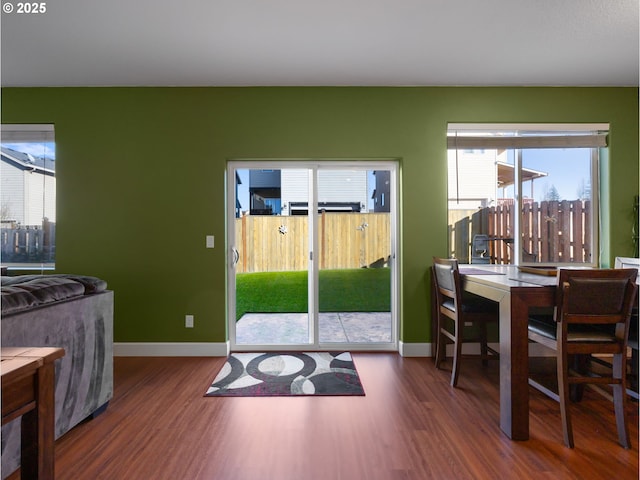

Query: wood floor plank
45;354;639;480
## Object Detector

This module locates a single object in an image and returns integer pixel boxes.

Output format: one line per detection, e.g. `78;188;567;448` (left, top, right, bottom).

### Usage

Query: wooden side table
1;347;65;480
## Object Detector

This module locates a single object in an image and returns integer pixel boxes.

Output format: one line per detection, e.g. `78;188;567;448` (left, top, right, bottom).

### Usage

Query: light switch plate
206;235;214;248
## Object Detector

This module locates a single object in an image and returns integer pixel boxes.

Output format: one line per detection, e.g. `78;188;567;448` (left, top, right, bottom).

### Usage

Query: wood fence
451;200;591;263
235;212;390;273
0;221;56;265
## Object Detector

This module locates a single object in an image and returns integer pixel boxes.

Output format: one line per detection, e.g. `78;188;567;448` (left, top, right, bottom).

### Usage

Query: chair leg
434;315;444;369
570;354;588;402
450;320;462;387
630;348;639;394
557;349;574;448
613;352;631;448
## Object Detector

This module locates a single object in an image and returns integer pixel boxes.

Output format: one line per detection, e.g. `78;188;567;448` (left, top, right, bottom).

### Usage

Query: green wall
1;87;638;345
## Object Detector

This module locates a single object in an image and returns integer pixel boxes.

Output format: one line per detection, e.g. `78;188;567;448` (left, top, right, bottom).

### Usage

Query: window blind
446;134;607;150
1;124;55;143
447;123;608;150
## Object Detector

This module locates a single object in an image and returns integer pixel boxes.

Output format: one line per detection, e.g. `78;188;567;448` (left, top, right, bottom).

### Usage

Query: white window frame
447;123;607;266
1;124;56;271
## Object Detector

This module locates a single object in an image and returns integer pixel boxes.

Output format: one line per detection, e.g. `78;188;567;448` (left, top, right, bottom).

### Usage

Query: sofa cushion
0;286;41;315
1;277;86;315
58;275;108;293
2;275;47;286
2;274;107;294
13;277;86;300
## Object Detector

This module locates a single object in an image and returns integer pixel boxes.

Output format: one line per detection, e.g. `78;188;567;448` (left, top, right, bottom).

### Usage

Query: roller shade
1;124;55;143
447;133;607;150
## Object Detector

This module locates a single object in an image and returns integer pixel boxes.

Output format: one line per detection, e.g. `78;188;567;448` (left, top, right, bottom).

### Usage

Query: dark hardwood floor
44;354;640;479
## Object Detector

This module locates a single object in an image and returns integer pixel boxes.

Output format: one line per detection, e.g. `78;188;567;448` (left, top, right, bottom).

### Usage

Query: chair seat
528;315;617;343
442;292;498;315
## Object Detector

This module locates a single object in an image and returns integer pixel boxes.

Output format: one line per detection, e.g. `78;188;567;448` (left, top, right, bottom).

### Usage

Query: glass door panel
233;168;311;346
317;169;393;345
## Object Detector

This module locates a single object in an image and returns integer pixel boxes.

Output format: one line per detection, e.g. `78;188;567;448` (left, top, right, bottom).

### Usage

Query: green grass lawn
235;268;390;320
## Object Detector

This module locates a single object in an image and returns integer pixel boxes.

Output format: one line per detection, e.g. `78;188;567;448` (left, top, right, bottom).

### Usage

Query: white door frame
226;159;399;352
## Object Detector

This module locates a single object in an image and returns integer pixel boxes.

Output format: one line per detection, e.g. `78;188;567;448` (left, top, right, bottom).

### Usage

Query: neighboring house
248;169;369;215
248;169;281;215
447;149;546;211
235;172;243;218
0;146;56;225
371;170;391;213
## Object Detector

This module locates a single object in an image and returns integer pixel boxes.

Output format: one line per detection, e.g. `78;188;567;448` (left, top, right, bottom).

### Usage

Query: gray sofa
1;274;114;478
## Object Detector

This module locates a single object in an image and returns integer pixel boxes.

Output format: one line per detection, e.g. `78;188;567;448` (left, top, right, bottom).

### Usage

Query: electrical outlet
185;315;194;328
464;321;473;327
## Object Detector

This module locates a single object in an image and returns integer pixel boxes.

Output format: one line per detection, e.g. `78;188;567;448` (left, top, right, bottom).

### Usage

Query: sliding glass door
227;161;397;352
317;168;393;345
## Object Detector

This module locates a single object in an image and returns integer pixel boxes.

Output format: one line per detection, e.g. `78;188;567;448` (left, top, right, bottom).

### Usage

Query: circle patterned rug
204;352;365;396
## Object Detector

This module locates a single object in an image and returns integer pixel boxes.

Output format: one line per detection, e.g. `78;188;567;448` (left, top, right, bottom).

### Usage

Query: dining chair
591;258;640;399
615;257;640;397
527;268;638;448
432;257;499;387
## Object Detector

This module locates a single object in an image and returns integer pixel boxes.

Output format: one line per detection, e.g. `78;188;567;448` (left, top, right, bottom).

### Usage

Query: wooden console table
1;347;65;480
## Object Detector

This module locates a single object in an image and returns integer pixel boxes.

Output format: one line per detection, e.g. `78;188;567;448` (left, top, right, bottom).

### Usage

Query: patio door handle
232;248;239;266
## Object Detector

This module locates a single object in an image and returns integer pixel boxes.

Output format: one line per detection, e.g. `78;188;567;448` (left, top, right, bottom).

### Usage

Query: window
447;123;606;266
1;125;56;270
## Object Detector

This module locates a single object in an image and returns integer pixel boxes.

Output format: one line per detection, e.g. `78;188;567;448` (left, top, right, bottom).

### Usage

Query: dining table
1;346;65;479
459;264;559;441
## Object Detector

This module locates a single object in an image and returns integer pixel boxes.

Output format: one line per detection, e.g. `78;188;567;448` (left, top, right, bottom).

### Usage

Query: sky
503;148;592;202
3;142;56;162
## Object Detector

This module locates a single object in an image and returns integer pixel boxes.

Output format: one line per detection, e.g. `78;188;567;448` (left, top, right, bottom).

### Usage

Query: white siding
281;169;369;215
0;162;25;223
0;161;55;224
318;170;367;209
24;171;56;224
447;150;501;209
281;169;309;215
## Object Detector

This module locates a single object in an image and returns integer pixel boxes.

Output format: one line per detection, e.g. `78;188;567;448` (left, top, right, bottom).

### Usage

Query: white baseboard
399;342;432;357
114;342;229;357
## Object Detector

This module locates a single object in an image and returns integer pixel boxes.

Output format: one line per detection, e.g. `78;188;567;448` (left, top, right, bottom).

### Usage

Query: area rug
204;352;365;396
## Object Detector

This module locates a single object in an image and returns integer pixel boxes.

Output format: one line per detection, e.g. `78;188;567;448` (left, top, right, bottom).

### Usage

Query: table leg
500;291;531;441
21;361;56;480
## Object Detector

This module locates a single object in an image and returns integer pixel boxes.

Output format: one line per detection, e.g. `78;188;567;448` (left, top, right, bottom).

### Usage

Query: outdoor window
447;123;607;266
1;125;56;270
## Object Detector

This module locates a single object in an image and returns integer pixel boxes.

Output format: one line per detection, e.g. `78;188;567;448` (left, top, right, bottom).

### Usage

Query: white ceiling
1;0;638;87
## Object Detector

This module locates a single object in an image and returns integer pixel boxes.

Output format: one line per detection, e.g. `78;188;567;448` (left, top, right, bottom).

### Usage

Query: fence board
584;200;592;262
0;223;56;265
234;213;390;273
572;201;582;262
459;200;590;264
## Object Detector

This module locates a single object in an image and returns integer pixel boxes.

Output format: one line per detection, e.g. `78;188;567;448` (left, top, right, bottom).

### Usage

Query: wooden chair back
556;269;637;352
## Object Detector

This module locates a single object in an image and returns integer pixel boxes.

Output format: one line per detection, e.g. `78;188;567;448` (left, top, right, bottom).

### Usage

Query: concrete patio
235;312;392;345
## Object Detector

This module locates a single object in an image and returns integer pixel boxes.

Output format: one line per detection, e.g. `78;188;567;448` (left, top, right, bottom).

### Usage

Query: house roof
1;0;637;87
1;147;55;175
496;162;547;187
